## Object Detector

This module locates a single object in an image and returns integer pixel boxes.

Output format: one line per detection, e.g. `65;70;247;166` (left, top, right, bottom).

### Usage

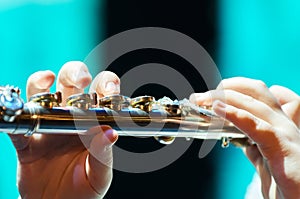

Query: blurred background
0;0;300;198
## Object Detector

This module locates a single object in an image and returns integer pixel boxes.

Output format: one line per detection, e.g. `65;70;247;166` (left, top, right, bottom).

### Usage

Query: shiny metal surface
0;90;248;146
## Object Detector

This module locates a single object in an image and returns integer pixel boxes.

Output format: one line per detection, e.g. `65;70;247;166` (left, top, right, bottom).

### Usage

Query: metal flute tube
0;103;245;140
0;87;247;146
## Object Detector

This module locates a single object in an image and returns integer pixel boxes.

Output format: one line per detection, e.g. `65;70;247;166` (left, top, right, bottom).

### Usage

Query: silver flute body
0;86;248;146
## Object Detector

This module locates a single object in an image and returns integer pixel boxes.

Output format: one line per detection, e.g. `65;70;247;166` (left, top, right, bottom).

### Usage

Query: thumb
85;126;118;194
8;134;31;151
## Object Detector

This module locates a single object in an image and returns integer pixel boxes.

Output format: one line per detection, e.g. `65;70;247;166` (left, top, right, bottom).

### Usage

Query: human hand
9;61;120;199
190;77;300;199
269;85;300;128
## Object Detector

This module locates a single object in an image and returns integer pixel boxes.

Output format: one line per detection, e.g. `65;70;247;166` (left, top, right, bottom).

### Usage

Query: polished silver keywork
0;87;250;147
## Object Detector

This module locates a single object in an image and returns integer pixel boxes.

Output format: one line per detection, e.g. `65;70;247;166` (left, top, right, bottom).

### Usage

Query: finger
19;70;55;152
212;100;278;151
270;85;300;127
244;146;277;199
244;145;274;198
281;101;300;128
243;145;262;167
89;71;120;98
26;70;56;100
269;85;300;105
216;77;281;110
56;61;92;105
243;144;273;191
213;99;299;197
243;138;274;189
190;91;221;106
258;160;275;199
85;126;118;194
192;90;282;125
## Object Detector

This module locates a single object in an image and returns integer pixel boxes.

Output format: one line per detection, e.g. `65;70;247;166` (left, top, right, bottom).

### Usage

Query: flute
0;86;249;147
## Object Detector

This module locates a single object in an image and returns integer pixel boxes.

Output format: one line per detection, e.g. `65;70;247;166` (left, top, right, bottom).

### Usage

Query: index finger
26;70;56;101
217;77;281;111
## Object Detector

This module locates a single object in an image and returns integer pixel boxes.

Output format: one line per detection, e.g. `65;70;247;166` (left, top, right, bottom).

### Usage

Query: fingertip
269;85;286;97
104;129;118;146
28;70;55;89
269;85;282;91
74;73;92;89
88;125;118;146
212;100;227;118
87;126;117;168
69;61;92;89
189;93;197;104
104;81;119;94
56;61;93;104
26;70;56;99
99;71;120;96
58;61;92;89
189;93;210;105
41;70;56;88
90;71;120;97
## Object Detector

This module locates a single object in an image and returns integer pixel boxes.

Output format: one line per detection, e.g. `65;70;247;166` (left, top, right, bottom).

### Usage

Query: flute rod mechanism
0;86;248;146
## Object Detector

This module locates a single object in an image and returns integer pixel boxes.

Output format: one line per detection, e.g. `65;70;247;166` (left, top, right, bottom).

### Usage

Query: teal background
0;0;102;198
216;0;300;198
1;0;300;198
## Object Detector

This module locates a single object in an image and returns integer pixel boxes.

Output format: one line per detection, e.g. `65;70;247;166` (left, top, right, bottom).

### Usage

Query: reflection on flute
0;85;249;147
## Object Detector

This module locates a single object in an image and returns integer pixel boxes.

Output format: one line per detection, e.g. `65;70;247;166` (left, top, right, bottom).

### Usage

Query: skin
10;69;300;198
190;77;300;199
9;61;120;199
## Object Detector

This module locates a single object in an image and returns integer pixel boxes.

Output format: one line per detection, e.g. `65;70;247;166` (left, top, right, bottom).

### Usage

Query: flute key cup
0;87;251;147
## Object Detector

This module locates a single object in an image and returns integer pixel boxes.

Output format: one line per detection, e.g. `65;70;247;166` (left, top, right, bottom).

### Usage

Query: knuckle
294;99;300;113
255;79;267;89
217;79;227;89
269;85;280;91
216;77;236;89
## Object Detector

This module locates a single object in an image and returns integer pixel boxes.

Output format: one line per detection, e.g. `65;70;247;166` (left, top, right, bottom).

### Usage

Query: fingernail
212;100;226;117
105;81;117;92
104;129;118;146
213;100;226;108
72;68;91;87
